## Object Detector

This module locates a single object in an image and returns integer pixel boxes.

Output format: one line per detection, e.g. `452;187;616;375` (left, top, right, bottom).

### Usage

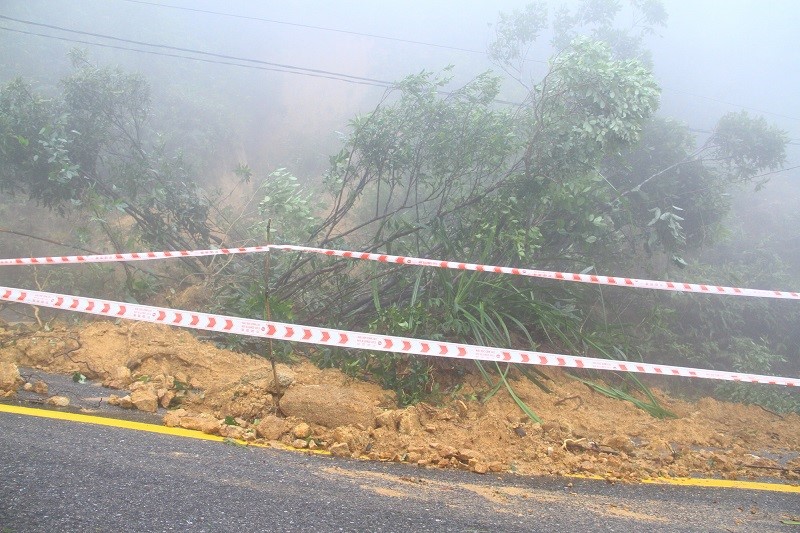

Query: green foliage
265;0;791;417
714;338;800;414
489;1;548;71
551;0;667;63
258;168;316;243
571;374;677;419
712;111;787;184
607;112;787;261
0;53;217;260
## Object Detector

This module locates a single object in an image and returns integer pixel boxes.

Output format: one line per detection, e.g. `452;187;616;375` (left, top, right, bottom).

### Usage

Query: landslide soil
1;320;798;484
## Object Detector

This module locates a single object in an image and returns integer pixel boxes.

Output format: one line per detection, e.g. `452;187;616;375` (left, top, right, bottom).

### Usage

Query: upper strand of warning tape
1;243;799;300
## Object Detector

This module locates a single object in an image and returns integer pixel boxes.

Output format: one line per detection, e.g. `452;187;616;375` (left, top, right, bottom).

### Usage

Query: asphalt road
1;407;798;532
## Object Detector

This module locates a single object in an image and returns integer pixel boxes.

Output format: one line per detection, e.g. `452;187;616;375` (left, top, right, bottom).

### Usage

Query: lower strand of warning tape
1;285;797;387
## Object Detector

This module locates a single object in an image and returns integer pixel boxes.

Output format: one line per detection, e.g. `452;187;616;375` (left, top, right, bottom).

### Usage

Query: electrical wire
0;20;524;105
0;25;395;88
114;0;800;124
0;14;796;136
115;0;525;60
0;14;396;87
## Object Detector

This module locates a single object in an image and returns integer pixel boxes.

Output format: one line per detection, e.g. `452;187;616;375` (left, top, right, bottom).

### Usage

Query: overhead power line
117;0;509;59
117;0;800;124
0;17;524;105
0;25;396;88
1;14;797;137
0;14;395;88
664;87;800;124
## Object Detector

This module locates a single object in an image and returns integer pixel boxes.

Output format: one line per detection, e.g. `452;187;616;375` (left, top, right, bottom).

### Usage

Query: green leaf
672;255;688;268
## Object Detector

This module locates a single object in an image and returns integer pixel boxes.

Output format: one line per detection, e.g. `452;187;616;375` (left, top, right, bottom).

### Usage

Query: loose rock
0;362;22;393
329;442;351;457
130;385;159;413
292;422;312;439
255;415;289;440
280;384;377;429
179;413;220;434
32;380;49;395
47;396;70;407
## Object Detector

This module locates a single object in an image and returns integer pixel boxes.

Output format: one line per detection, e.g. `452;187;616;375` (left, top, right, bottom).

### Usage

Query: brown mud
1;321;798;484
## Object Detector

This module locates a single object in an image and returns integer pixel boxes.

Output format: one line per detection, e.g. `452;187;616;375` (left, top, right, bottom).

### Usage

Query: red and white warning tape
270;245;800;300
0;245;270;266
2;243;799;300
1;286;797;387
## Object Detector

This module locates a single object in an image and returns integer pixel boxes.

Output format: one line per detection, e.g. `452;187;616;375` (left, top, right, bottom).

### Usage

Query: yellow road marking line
3;403;798;492
640;476;800;493
0;403;331;455
0;403;230;442
568;473;800;494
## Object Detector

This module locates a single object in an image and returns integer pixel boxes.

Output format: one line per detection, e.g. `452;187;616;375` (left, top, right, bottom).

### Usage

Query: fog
2;1;798;153
1;0;798;234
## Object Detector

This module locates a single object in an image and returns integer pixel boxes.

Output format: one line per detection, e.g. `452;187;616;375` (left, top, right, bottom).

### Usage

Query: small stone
487;462;505;473
329;442;351;457
375;410;397;429
307;440;318;450
406;452;422;463
107;394;121;406
439;445;459;459
268;365;296;393
113;366;131;382
292;422;312;439
472;462;489;474
159;389;176;409
292;438;308;449
179;413;220;434
219;424;245;440
424;424;437;433
457;449;483;463
605;434;635;454
47;396;70;407
118;395;133;409
130;386;159;413
0;362;23;393
23;382;33;391
397;408;421;435
163;408;187;427
255;415;289;441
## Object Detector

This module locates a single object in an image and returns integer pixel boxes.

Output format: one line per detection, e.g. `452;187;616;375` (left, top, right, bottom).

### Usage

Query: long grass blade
495;362;543;423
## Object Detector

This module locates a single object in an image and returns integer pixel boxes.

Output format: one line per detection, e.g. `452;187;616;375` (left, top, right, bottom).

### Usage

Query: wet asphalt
1;403;798;533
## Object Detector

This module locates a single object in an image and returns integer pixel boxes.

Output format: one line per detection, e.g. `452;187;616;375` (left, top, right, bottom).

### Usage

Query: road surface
0;404;798;532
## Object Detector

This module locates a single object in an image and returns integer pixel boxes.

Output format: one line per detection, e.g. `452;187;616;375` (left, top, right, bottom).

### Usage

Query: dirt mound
1;320;798;483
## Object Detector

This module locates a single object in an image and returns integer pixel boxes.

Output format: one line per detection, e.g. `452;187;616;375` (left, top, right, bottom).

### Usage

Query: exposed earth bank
1;321;798;483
